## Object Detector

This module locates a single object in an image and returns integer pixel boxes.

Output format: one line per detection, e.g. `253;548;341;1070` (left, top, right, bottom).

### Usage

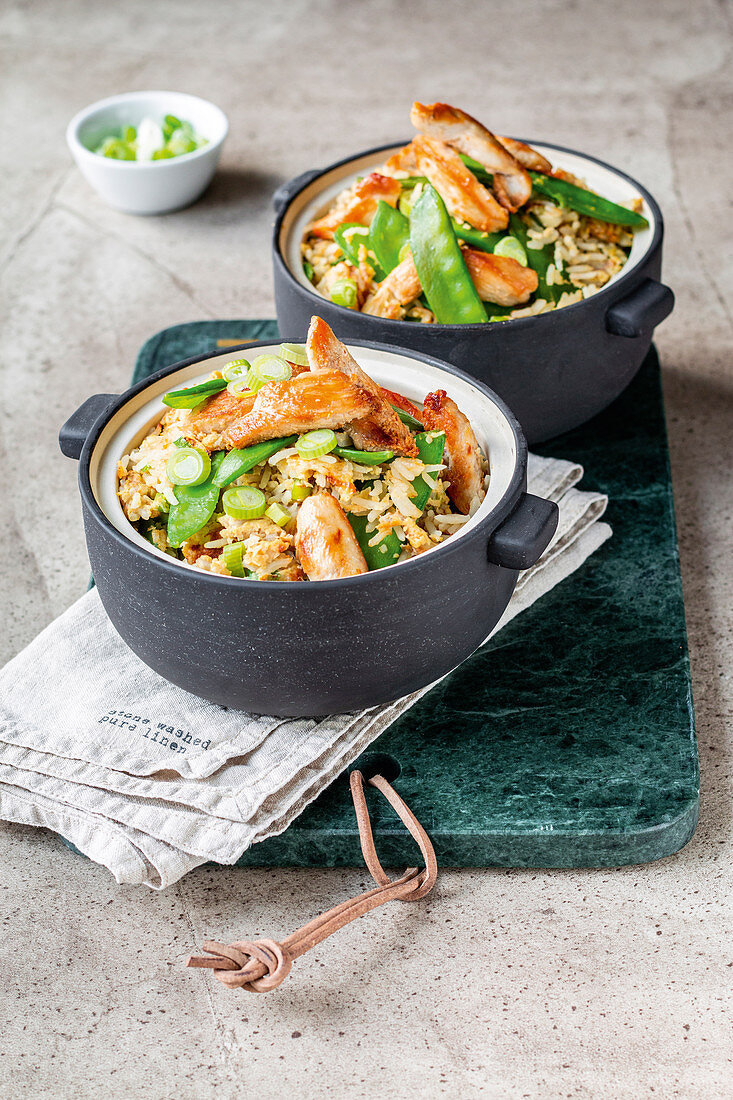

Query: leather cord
186;770;438;992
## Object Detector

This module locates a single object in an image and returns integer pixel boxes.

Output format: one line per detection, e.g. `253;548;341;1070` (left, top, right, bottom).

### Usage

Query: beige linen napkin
0;455;610;888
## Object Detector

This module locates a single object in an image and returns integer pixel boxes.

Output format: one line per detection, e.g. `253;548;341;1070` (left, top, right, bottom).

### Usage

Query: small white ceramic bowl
66;90;228;215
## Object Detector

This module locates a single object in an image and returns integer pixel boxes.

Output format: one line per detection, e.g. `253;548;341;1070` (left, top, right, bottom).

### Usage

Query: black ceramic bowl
272;141;674;444
59;339;558;717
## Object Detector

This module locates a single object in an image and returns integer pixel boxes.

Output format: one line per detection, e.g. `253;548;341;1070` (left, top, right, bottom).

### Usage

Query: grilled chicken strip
296;493;368;580
363;253;423;320
222;370;376;450
384;143;419;175
461;247;538;306
306;172;401;240
180;388;256;450
411;102;531;213
496;135;552;174
306;316;418;457
363;246;535;315
422;390;485;515
413;134;508;232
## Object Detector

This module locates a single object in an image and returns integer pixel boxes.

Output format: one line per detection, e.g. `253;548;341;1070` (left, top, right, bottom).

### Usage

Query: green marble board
130;320;698;869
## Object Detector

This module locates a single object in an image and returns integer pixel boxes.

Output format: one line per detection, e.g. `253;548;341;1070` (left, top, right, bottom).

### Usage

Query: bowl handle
487;493;558;570
59;393;119;460
606;277;675;338
272;169;322;215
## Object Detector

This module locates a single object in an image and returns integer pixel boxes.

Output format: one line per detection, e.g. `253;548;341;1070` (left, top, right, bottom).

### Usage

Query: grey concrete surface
1;1;731;1096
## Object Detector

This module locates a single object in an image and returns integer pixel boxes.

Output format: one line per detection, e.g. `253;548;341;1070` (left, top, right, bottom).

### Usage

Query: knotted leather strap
186;771;438;992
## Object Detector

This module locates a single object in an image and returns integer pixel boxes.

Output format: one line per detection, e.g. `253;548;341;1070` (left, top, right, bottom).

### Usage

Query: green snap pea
212;435;298;488
333;222;385;279
333;446;394;465
409;185;488;325
166;450;226;548
392;405;424;431
508;212;571;304
529;171;648;228
369;200;410;274
162;378;228;409
347;431;446;570
450;219;506;253
458;153;493;188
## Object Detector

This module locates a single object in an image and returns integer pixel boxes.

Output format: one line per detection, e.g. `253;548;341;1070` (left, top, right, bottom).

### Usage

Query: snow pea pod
458;153;494;188
369;200;410;274
529;172;648;228
212;435;298;488
450;219;506;253
409;185;488;325
162;378;228;409
166;454;228;548
346;431;446;570
333;446;394;465
333;222;385;280
509;213;570;304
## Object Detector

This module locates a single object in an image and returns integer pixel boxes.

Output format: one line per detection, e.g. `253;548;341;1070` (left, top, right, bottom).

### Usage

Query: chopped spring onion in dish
290;481;312;501
223;359;251;382
278;343;309;367
301;99;647;325
93;115;208;162
227;378;252;398
247;355;292;391
116;316;488;582
166;447;211;487
264;502;292;527
222;542;246;577
222;486;267;520
329;278;358;309
295;429;338;459
493;235;528;266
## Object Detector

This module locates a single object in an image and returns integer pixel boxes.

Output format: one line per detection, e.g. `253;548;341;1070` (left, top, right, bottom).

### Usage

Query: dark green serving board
131;320;698;869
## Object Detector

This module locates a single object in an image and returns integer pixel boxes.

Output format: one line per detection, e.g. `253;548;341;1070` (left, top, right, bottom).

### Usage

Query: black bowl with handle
272;141;674;444
59;339;557;717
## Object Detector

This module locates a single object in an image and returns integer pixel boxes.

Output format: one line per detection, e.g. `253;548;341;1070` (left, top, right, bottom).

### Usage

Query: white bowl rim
66;90;229;169
81;339;528;587
275;138;663;330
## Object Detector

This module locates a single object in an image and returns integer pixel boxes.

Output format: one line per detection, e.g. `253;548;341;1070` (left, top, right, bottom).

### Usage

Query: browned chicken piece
461;247;538;307
180;388;256;450
362;253;422;319
384;143;418;174
496;135;552;174
295;493;368;581
422;390;485;515
412;135;508;232
411;102;531;213
378;386;423;423
306;316;418;457
306;172;401;240
222;370;376;450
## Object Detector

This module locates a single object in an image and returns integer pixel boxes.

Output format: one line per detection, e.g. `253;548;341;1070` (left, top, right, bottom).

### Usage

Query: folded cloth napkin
0;455;610;888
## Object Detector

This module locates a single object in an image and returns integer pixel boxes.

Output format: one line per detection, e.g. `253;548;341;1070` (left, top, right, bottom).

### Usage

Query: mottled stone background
0;1;730;1096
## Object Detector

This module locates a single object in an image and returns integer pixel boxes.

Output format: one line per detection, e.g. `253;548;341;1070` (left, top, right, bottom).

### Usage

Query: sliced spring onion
223;358;251;382
397;242;412;265
295;429;338;460
247;355;292;392
222;486;266;521
279;343;309;367
222;542;245;578
329;278;358;309
291;481;312;501
493;235;528;266
303;259;315;282
153;491;170;514
166;447;211;487
227;378;252;398
122;125;137;143
162;378;227;409
333;446;394;465
265;502;292;527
